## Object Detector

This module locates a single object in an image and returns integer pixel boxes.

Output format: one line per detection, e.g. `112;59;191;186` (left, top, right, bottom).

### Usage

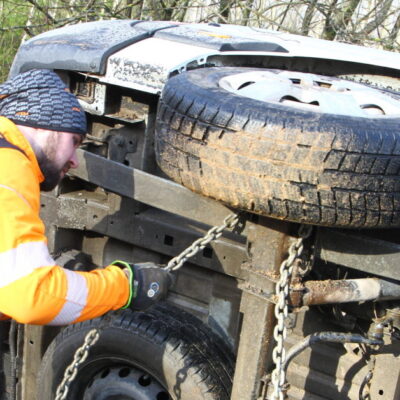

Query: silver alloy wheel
219;70;400;117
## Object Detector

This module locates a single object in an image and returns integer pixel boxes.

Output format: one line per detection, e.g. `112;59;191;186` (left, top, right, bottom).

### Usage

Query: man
0;69;171;325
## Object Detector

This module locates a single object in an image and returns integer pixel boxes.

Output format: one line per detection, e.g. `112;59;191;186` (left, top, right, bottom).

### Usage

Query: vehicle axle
291;278;400;306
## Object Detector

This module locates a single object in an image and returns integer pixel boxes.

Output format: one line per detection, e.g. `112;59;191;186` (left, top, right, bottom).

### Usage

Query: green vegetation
0;1;31;80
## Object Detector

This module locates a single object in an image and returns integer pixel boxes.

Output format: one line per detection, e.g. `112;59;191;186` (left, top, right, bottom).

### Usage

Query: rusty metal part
238;276;400;308
231;217;293;400
270;225;312;400
368;317;393;342
292;278;400;307
359;354;375;400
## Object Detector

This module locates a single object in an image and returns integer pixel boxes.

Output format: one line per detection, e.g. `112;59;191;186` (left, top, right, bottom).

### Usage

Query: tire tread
37;305;233;400
155;67;400;228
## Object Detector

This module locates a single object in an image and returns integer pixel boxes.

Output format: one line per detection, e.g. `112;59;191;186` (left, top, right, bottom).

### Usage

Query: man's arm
0;151;129;325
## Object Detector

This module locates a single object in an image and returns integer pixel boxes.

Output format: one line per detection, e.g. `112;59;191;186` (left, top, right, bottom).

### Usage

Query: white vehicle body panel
102;24;400;94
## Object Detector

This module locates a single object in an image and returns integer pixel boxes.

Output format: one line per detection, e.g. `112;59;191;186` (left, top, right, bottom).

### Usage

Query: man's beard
38;156;65;191
36;134;66;192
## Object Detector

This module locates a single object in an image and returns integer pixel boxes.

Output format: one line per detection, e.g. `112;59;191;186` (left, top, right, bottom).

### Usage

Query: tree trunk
322;0;340;40
124;0;134;18
301;0;318;36
334;0;362;40
240;0;253;26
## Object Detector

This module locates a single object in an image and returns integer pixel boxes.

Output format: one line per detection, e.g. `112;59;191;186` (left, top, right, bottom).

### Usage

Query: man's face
37;130;83;191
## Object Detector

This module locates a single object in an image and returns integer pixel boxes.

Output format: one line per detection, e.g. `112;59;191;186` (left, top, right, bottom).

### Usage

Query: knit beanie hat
0;69;86;135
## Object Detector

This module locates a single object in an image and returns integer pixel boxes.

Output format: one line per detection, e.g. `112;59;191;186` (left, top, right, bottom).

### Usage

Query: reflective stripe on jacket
0;117;129;325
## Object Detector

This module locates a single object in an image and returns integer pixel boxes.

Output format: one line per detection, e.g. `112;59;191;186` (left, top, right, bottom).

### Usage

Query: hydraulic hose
282;331;383;373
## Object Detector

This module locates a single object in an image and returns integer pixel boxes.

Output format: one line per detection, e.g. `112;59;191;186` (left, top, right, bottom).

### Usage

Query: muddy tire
155;67;400;228
36;304;234;400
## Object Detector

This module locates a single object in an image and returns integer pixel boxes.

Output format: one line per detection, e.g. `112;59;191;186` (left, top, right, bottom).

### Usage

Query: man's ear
16;125;47;156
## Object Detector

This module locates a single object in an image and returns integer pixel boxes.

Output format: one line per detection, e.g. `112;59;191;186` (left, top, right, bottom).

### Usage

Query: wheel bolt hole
237;81;254;90
157;392;170;400
138;374;152;386
101;368;110;378
119;367;131;378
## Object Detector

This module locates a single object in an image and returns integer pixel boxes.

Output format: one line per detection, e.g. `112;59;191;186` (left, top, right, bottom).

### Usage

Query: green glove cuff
111;260;134;309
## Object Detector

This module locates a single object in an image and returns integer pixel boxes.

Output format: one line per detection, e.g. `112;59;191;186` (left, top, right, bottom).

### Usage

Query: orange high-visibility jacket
0;117;129;325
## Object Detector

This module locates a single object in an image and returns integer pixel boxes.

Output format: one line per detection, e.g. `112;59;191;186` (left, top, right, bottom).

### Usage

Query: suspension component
290;278;400;307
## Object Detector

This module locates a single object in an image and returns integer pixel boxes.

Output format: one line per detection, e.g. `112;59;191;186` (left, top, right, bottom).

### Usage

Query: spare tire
36;305;234;400
155;67;400;228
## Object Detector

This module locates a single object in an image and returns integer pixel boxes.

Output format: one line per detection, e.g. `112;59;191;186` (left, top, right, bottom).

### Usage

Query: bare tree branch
358;0;393;36
24;0;56;23
276;0;293;30
21;5;36;41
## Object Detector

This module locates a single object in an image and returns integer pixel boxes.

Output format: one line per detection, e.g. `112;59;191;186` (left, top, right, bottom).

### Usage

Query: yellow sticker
198;31;232;39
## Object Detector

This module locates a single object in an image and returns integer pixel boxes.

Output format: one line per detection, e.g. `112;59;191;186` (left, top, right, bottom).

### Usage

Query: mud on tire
155;67;400;228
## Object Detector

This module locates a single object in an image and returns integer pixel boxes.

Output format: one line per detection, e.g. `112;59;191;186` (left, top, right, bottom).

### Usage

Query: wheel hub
219;70;400;117
83;366;170;400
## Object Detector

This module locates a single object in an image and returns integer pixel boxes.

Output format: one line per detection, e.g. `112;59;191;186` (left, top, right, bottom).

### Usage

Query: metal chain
270;224;312;400
54;212;240;398
55;328;100;400
165;212;241;272
359;353;376;400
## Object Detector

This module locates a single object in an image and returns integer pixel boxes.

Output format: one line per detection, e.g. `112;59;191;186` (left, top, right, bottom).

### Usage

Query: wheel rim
219;70;400;117
82;365;170;400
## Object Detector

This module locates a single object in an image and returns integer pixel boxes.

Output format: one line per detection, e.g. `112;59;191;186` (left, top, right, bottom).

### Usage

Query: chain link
55;217;309;400
270;224;312;400
165;212;241;272
55;328;100;400
55;217;310;400
54;212;240;398
359;351;376;400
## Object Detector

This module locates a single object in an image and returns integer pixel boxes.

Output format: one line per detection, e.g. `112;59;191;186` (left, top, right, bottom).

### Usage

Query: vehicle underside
1;20;400;400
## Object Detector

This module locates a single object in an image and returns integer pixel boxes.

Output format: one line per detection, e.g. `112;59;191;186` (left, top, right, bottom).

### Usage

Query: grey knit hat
0;69;87;135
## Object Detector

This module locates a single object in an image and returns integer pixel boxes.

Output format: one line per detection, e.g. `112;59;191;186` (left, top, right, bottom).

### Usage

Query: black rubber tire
36;304;234;400
155;67;400;228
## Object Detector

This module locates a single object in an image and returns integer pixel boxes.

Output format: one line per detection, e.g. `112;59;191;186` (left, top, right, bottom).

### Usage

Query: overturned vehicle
3;19;400;400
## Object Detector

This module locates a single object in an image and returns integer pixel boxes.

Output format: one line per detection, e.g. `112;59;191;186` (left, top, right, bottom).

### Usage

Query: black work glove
111;261;174;311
